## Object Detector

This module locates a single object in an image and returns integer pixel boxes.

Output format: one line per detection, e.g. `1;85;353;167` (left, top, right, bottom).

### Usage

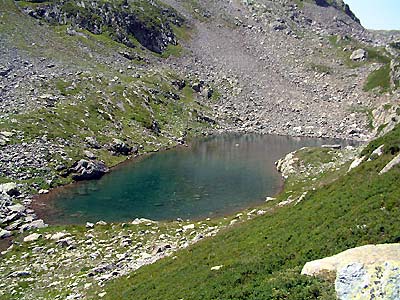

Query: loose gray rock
110;139;134;156
350;49;367;61
23;233;42;242
0;229;12;239
20;219;47;232
7;203;25;213
71;159;109;181
0;182;19;196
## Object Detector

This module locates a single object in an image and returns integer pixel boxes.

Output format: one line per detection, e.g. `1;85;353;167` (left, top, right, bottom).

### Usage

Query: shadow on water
33;134;358;224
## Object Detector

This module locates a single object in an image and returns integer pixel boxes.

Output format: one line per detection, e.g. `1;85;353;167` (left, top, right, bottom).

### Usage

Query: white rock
7;204;25;213
24;233;42;242
302;244;400;276
211;265;223;271
350;49;367;61
0;182;17;195
38;189;49;194
50;232;68;240
0;229;12;239
379;153;400;175
348;156;365;172
86;222;95;228
371;144;384;157
0;131;13;138
182;224;195;231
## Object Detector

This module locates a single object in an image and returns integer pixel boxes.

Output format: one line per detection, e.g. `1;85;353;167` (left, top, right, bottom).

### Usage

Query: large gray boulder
302;244;400;300
350;49;367;61
71;159;109;181
110;138;137;156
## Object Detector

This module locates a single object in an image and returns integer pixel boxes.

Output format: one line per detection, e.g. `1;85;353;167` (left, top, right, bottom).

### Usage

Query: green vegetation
363;64;391;93
16;0;185;54
327;34;395;94
361;123;400;157
328;35;390;68
0;0;214;191
79;125;400;300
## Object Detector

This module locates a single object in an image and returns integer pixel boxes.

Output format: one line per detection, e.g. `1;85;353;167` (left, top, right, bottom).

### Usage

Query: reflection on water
38;134;355;224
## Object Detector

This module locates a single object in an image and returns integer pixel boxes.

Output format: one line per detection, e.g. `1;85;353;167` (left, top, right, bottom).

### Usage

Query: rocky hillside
0;0;400;299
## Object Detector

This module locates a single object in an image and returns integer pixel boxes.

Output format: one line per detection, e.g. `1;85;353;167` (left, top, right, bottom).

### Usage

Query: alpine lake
35;134;356;224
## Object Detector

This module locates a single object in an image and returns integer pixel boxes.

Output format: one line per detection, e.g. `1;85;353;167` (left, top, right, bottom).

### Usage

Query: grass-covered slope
0;0;216;191
91;126;400;300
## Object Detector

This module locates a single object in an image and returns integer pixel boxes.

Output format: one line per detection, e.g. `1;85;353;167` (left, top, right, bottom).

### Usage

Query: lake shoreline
31;133;356;225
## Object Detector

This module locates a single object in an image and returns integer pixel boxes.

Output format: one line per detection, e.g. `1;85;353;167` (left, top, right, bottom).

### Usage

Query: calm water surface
38;134;353;224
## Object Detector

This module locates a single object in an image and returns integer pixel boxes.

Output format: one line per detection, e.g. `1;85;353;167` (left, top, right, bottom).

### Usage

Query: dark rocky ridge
18;0;184;53
313;0;360;24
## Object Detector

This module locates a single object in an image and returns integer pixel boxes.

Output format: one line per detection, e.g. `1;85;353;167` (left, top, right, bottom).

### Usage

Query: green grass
328;35;391;69
82;125;400;300
363;64;391;92
361;123;400;157
160;44;184;58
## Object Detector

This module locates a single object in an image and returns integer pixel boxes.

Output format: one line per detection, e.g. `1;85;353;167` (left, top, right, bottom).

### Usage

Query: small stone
182;224;195;231
0;182;19;196
20;219;47;232
38;189;49;194
211;265;223;271
50;232;67;240
11;270;31;277
24;233;42;242
86;222;94;228
84;150;96;159
0;229;12;239
7;204;25;213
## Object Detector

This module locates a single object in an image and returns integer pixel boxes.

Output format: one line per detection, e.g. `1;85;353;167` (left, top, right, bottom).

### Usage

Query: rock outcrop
70;159;109;181
302;244;400;300
18;0;184;53
350;49;368;61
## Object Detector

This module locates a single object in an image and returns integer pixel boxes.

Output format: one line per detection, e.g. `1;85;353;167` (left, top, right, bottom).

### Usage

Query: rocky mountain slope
0;0;400;299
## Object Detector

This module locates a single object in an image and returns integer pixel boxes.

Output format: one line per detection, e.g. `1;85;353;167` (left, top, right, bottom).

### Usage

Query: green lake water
38;134;354;224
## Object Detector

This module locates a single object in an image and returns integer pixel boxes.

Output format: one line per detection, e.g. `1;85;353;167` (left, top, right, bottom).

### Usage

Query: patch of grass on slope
89;126;400;300
363;64;391;93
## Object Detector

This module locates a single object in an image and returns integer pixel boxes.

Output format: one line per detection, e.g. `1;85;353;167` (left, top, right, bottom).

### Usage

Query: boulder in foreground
302;244;400;300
